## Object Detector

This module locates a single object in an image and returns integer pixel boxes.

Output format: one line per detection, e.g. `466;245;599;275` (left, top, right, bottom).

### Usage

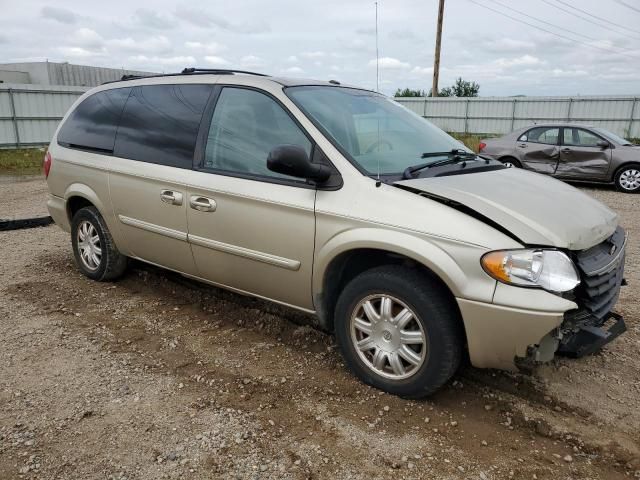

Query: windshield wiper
402;149;478;179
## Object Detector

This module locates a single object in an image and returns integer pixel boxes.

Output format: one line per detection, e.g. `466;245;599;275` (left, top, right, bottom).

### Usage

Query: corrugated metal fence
1;87;639;148
396;95;640;138
0;84;88;148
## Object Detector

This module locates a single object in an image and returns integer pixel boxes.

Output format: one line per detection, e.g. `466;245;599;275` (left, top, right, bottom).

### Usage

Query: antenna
375;2;380;92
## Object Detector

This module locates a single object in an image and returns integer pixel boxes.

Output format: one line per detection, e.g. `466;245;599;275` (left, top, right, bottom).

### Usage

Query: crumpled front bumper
557;310;626;358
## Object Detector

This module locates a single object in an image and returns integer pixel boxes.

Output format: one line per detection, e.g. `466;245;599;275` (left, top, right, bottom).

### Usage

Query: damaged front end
525;226;627;364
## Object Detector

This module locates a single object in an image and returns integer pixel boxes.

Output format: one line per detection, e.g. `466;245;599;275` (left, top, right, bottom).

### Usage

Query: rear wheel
500;157;521;168
71;206;127;281
614;165;640;193
334;265;463;398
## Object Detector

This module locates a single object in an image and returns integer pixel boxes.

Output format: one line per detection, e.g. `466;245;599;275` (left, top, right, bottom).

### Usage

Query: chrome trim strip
188;234;301;271
118;215;188;242
586;233;628;276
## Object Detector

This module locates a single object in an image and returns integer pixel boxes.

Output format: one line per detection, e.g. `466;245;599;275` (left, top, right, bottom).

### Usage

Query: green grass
0;148;45;174
448;133;487;153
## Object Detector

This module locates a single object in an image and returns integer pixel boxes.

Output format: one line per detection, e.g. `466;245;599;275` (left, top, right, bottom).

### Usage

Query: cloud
240;55;266;68
368;57;410;69
411;66;433;76
283;66;304;74
72;28;104;49
175;6;269;33
58;47;98;58
41;6;76;24
129;55;196;67
286;55;299;63
108;36;171;54
184;41;226;54
204;56;231;66
356;27;375;36
301;51;325;59
494;55;544;68
132;9;173;30
484;38;535;53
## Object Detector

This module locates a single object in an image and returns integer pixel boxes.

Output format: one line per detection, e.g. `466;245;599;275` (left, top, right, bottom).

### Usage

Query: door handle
518;143;527;148
189;195;217;212
561;148;572;153
160;190;183;206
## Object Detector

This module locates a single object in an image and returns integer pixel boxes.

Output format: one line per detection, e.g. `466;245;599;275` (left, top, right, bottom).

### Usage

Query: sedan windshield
592;127;633;146
285;86;468;175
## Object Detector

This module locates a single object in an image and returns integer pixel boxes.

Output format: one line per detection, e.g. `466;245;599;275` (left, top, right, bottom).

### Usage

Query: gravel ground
0;177;638;479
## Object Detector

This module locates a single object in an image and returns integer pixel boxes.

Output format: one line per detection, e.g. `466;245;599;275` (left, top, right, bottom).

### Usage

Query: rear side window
519;127;559;145
114;84;212;168
57;88;130;152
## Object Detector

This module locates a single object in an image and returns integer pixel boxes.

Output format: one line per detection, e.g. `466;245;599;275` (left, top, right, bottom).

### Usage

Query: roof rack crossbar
181;68;268;77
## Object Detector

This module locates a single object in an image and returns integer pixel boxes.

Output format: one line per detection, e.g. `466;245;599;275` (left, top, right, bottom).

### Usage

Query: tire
71;206;127;281
334;265;463;398
614;164;640;193
500;157;521;168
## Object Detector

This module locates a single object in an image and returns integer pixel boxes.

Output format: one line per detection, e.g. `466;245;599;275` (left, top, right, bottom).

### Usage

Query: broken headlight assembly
481;249;580;293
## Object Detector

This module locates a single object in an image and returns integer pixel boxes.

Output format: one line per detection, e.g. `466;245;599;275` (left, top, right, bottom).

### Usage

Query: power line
539;0;640;41
466;0;640;59
486;0;617;46
613;0;640;15
553;0;640;36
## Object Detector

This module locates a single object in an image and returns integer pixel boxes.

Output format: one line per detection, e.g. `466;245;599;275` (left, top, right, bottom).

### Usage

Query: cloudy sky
1;0;639;96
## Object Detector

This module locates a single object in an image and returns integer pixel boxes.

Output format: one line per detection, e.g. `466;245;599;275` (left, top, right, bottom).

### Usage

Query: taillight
478;142;486;152
43;151;52;178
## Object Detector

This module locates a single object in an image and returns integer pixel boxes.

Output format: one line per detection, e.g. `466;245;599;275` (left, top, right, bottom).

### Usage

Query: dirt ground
1;177;639;480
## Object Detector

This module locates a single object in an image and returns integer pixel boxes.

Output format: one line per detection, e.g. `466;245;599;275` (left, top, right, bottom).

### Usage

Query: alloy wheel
77;220;102;271
350;294;427;380
619;168;640;191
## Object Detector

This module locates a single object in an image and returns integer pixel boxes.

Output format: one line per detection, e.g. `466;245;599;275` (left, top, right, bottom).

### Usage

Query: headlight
481;249;580;293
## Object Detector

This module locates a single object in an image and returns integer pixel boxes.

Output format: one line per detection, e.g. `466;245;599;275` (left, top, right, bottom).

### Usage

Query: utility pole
432;0;445;97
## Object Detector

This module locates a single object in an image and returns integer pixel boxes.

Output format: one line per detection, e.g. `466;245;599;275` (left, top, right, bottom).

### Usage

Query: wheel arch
313;228;468;333
64;183;107;223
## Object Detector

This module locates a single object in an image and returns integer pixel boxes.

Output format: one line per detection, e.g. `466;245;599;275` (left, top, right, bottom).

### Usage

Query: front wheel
334;266;463;398
614;165;640;193
500;157;521;168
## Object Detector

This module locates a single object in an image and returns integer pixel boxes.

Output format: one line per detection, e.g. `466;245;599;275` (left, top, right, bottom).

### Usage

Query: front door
184;86;317;310
556;127;610;180
516;126;560;174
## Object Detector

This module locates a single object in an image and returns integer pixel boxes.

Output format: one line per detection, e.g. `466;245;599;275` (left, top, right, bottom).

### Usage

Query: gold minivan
45;69;627;397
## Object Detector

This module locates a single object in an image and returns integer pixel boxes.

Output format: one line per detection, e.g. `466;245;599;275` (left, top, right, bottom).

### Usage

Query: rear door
184;86;318;310
556;127;610;180
516;126;560;174
109;83;213;275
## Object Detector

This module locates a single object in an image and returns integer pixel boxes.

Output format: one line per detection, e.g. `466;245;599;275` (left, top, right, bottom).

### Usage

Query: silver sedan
479;123;640;193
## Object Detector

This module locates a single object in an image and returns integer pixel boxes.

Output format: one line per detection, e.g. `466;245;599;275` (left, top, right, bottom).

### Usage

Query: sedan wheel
350;294;427;380
617;168;640;192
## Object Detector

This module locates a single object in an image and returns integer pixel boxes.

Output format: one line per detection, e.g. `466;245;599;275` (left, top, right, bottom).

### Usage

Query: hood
396;167;617;250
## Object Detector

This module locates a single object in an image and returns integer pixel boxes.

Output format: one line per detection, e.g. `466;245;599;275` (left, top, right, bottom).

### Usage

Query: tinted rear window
57;87;130;152
114;84;212;168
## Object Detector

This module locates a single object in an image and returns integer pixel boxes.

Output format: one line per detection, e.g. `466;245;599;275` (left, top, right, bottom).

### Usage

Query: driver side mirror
267;145;332;183
596;140;610;149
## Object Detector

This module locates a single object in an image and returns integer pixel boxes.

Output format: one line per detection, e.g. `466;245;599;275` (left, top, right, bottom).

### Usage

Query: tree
394;87;428;97
427;78;480;97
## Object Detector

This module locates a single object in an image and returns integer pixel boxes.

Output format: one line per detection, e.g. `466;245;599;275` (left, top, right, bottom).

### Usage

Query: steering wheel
365;139;394;154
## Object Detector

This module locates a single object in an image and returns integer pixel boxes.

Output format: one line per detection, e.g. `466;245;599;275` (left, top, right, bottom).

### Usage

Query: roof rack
103;68;269;85
181;68;268;77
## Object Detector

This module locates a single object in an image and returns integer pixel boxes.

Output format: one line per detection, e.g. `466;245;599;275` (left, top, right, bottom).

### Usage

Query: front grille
573;226;626;320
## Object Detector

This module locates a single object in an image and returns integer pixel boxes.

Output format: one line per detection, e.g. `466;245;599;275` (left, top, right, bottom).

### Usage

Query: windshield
593;127;632;145
285;86;468;175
